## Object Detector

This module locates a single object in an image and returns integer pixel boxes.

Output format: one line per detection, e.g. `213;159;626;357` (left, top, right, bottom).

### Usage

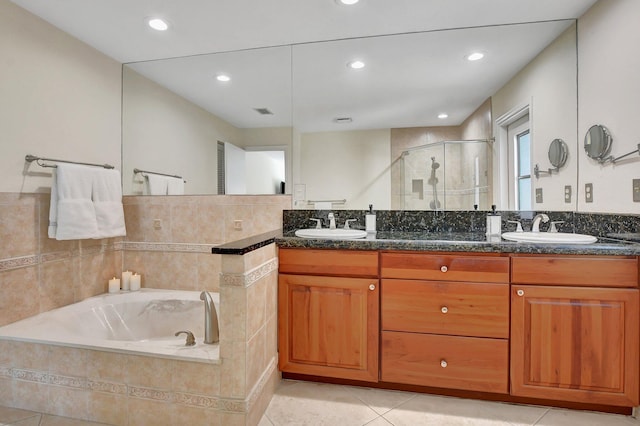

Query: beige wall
577;0;640;213
0;0;122;193
296;129;391;210
492;24;577;211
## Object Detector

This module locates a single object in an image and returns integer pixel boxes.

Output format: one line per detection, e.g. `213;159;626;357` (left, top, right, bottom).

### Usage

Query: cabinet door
511;285;639;406
278;274;379;382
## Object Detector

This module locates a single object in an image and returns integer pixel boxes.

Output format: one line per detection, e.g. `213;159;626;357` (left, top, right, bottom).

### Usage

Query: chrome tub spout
200;291;219;344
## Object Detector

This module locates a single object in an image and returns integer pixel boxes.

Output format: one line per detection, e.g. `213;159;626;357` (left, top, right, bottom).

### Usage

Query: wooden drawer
381;252;509;283
278;248;378;277
381;331;508;393
381;279;509;338
511;255;638;288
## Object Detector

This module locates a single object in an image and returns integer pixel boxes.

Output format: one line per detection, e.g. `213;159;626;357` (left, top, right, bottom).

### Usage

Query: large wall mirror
122;20;578;211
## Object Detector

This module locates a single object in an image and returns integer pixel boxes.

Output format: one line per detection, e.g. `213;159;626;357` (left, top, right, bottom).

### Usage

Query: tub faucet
200;291;219;344
531;213;550;233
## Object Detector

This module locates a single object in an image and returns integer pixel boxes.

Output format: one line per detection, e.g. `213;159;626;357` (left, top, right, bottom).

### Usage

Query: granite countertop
212;229;640;256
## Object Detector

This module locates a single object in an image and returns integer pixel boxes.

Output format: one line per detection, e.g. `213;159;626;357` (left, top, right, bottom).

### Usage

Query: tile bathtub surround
0;193;123;327
283;209;639;239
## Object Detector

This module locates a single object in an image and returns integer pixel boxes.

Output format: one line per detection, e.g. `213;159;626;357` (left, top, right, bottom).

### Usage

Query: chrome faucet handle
548;221;565;233
175;330;195;346
308;218;322;229
344;219;357;230
507;220;524;233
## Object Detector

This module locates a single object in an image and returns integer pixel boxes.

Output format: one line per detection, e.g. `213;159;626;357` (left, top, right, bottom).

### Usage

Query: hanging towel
167;176;185;195
92;168;127;238
144;174;168;195
49;164;99;240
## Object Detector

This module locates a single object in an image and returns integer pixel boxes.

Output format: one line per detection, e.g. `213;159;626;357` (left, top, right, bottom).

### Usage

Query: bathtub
0;289;220;363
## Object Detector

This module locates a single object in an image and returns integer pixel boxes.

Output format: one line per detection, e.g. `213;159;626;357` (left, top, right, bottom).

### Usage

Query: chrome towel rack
25;154;115;169
134;168;186;182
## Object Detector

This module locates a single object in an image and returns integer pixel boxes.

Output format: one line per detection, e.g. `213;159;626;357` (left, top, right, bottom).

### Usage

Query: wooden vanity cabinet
278;248;379;382
380;252;511;393
511;255;640;406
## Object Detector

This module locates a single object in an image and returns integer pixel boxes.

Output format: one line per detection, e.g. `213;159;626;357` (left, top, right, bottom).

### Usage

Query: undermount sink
295;228;368;240
501;232;597;244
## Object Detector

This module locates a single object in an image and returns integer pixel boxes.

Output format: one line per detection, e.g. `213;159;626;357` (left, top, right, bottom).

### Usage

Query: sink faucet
200;291;219;344
531;213;550;233
327;212;337;229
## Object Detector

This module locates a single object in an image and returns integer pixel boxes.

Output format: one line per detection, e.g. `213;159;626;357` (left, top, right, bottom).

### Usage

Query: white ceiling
11;0;598;132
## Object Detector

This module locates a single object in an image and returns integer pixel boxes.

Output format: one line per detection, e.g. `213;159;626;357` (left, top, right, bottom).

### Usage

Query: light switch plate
535;188;543;203
633;179;640;202
564;185;572;203
585;183;593;203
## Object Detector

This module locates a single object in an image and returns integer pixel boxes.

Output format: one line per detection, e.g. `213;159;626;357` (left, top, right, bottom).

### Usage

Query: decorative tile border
0;255;39;272
220;258;278;288
122;242;215;254
3;361;274;415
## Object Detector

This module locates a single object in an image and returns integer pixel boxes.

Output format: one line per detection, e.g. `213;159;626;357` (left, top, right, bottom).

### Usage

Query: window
506;115;531;210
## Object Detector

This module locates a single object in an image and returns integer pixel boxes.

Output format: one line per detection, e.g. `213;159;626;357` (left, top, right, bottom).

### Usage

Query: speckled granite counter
276;231;640;256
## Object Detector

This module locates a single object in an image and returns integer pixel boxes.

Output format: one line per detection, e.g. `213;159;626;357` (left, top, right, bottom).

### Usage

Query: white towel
144;174;168;195
92;168;127;238
167;177;184;195
49;164;99;240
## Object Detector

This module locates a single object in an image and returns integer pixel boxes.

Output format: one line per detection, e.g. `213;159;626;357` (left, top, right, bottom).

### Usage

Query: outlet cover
564;185;572;203
233;220;243;230
585;183;593;203
535;188;543;203
633;179;640;202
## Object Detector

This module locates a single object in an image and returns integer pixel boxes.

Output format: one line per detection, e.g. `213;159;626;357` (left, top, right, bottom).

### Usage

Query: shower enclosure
400;139;492;210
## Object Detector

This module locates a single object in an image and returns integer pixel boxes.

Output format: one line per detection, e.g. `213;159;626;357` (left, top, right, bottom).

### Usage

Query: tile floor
259;380;640;426
1;380;639;425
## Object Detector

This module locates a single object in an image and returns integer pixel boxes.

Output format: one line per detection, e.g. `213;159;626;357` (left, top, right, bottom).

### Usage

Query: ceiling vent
254;107;273;115
333;117;353;123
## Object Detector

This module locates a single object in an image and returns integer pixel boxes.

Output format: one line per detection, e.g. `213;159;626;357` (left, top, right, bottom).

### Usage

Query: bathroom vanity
275;234;640;410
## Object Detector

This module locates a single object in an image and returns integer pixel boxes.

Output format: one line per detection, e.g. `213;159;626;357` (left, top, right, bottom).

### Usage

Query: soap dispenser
486;205;501;236
365;204;377;232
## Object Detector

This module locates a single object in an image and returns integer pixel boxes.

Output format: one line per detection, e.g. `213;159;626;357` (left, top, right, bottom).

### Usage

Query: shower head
430;157;440;170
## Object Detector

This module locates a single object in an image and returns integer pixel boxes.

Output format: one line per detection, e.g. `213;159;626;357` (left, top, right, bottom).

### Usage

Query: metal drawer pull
440;265;448;273
517;289;524;297
441;306;448;314
369;284;376;291
440;360;448;368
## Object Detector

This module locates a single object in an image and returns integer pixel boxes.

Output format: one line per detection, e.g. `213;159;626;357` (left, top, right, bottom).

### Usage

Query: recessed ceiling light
466;52;485;61
148;18;169;31
216;74;231;82
438;113;449;119
336;0;360;5
348;60;365;69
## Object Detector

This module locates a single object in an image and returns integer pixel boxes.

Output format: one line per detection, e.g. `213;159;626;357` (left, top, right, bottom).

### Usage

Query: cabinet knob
441;306;448;314
440;360;448;368
369;284;376;291
440;265;448;273
517;289;524;297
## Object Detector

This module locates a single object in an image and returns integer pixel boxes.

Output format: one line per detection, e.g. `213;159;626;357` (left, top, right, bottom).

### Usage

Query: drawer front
279;248;378;277
381;331;508;393
381;252;509;283
382;279;509;338
512;255;638;287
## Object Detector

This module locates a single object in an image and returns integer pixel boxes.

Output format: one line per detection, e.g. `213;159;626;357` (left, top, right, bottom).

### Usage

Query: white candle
108;277;120;293
130;273;141;291
121;270;132;291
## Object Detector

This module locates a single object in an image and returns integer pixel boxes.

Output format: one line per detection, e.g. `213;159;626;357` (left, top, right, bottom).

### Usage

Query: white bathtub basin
295;228;367;239
501;232;597;244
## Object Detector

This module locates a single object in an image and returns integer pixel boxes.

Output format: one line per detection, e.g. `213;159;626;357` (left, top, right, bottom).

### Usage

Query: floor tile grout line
531;407;551;425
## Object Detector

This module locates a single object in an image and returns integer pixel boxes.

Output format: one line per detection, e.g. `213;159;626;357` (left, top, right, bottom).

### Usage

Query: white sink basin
295;228;368;240
501;232;597;244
